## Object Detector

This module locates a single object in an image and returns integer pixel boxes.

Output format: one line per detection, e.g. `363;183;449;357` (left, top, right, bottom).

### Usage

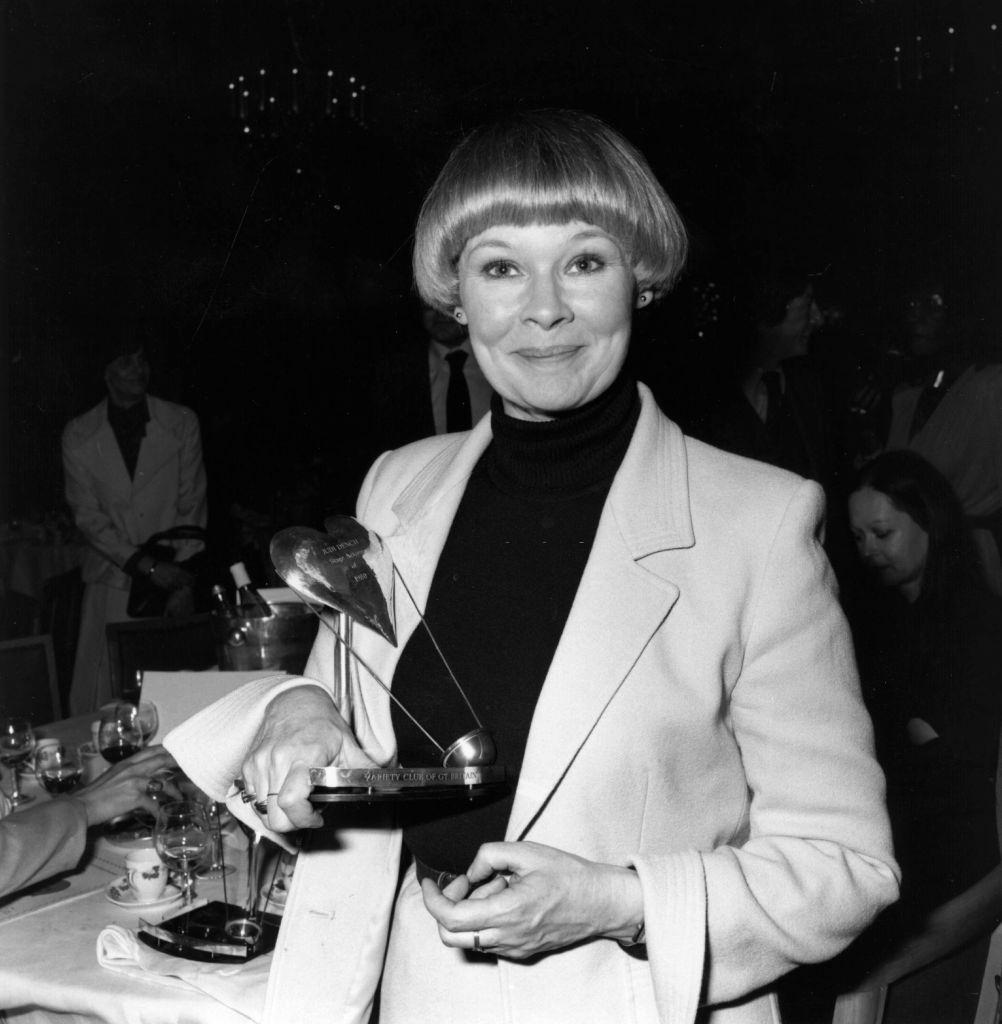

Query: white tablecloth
0;741;272;1023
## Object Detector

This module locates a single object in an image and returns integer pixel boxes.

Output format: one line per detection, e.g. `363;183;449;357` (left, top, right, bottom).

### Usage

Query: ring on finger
473;932;483;953
145;777;164;798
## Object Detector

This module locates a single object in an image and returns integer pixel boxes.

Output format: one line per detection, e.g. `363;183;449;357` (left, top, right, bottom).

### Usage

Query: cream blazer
167;384;898;1024
62;395;208;589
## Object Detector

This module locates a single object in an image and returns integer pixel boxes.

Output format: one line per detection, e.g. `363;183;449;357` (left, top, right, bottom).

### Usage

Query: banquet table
0;717;276;1024
0;533;85;603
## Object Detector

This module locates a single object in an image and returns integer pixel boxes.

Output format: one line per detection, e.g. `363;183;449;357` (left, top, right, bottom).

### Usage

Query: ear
453;308;467;324
635;290;653;309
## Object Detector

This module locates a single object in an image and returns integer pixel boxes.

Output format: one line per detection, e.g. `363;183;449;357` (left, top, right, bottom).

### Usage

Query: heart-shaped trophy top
269;518;396;645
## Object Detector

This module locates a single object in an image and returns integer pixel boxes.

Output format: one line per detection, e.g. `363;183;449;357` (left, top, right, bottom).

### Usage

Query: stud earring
454;309;466;323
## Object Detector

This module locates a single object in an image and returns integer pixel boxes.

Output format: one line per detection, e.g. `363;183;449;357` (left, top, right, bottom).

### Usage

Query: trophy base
309;765;509;803
138;901;280;963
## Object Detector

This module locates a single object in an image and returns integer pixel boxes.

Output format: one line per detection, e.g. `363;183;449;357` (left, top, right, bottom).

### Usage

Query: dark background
3;0;1001;536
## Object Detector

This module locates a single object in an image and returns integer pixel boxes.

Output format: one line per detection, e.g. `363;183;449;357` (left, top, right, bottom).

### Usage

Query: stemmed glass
196;800;235;879
34;743;83;795
97;703;144;763
97;703;147;836
136;702;159;746
0;717;36;807
154;800;210;907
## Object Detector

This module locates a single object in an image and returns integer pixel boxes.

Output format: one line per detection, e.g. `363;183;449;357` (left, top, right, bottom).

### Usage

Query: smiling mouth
515;346;581;361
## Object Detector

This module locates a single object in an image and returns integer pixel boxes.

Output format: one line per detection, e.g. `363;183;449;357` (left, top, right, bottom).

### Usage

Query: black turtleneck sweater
391;372;640;874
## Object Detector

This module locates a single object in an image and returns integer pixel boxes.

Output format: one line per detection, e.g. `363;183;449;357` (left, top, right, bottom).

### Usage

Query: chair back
139;669;275;742
0;634;60;725
40;566;84;716
105;614;216;702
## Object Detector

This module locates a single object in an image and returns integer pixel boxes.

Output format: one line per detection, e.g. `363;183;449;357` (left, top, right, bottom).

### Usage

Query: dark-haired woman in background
824;450;1002;1020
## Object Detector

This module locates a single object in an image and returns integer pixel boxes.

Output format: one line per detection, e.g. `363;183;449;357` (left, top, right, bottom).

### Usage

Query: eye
873;529;891;540
567;254;604;274
483;259;519;278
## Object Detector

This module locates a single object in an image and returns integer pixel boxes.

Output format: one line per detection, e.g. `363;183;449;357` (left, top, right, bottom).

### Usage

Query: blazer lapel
383;419;496;669
133;399;181;496
507;387;695;840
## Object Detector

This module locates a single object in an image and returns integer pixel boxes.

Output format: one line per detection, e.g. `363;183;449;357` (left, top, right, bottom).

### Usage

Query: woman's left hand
420;841;643;959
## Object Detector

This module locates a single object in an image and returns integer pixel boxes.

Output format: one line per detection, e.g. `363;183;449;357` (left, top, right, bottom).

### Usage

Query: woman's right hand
239;686;379;832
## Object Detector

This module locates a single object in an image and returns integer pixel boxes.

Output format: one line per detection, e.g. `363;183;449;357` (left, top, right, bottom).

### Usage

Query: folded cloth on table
97;924;269;1022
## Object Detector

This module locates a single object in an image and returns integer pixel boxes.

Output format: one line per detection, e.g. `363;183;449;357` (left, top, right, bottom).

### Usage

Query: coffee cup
125;848;168;902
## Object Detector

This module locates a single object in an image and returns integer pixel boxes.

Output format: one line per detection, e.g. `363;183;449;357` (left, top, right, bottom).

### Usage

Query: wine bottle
228;562;272;618
210;583;238;618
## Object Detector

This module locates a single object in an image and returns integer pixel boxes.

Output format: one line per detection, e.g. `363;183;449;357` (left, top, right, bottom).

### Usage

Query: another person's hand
163;584;195;618
74;746;183;827
420;841;644;959
150;562;195;592
238;687;379;832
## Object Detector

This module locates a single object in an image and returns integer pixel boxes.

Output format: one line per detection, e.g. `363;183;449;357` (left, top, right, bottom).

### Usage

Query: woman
62;335;208;713
847;450;1002;914
166;110;897;1024
783;451;1002;1020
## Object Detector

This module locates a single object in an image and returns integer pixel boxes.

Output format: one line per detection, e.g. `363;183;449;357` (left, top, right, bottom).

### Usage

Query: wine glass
136;702;159;746
154;800;210;907
196;800;236;879
34;743;83;795
97;703;143;763
0;717;36;807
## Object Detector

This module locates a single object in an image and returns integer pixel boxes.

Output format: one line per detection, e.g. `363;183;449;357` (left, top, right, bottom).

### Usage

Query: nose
522;271;572;330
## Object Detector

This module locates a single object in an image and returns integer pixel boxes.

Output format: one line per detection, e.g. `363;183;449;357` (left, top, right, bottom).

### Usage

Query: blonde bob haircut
413;109;688;312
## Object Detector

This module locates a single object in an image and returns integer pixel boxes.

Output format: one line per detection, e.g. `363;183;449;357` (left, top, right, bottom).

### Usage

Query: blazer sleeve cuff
163;675;336;852
627;850;707;1023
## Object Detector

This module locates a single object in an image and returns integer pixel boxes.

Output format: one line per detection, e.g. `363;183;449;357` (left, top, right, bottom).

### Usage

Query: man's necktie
445;350;472;431
762;370;783;426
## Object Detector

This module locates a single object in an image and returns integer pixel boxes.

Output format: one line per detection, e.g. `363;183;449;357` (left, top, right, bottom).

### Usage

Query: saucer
106;875;183;911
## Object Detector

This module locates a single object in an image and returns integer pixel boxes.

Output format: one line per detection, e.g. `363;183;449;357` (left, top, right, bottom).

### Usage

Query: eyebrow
463;228;617;259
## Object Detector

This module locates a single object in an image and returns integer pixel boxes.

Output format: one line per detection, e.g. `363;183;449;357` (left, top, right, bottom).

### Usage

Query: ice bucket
212;601;318;673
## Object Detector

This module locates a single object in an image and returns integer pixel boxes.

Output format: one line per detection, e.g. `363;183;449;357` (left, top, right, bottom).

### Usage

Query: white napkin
97;923;270;1021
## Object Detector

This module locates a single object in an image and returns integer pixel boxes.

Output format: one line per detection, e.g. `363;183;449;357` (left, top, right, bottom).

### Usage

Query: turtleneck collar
485;372;640;497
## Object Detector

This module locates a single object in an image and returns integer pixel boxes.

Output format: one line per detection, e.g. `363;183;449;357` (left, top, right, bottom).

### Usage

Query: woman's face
455;221;647;421
105;348;150;405
848;486;929;601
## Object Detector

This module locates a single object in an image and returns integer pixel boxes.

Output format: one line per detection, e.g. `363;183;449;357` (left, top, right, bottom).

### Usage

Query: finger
421;877;465;926
466;874;508;901
420;878;497;933
135;793;164;817
440;873;472;901
437;925;492;953
273;762;323;830
465;842;527;885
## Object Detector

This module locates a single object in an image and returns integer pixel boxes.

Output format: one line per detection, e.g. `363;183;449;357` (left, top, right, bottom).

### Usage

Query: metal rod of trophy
292;596;447;755
391;565;483;731
332;610;352;726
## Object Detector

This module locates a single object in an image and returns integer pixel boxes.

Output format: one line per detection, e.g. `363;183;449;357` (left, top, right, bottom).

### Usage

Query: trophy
269;515;509;804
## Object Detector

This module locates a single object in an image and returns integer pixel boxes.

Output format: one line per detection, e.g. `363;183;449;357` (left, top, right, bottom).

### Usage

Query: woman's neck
487;373;639;497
